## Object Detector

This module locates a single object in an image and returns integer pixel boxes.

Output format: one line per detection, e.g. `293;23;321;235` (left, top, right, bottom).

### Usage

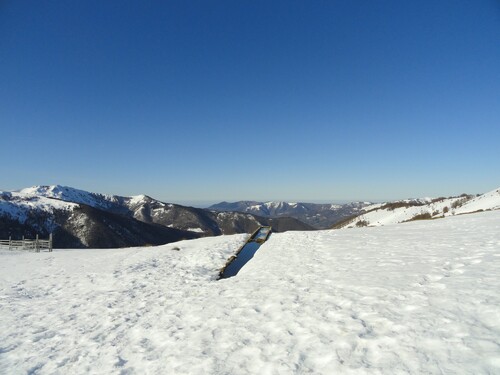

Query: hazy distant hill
0;186;313;248
209;200;371;229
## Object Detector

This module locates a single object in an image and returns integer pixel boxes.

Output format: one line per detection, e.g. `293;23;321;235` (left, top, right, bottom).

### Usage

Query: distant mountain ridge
18;185;313;234
209;200;372;229
0;185;313;248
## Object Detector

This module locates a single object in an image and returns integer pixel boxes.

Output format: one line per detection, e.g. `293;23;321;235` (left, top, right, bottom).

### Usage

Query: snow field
244;212;500;373
1;211;500;374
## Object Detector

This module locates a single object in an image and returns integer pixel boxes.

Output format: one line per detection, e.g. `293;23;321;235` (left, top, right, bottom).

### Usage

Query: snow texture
1;211;500;374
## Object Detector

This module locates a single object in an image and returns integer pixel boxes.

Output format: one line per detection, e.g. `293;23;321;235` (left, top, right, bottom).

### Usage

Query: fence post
22;236;25;250
49;233;53;252
36;234;39;252
9;236;12;251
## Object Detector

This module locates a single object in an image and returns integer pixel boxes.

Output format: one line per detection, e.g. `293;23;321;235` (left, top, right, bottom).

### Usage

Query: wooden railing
0;234;53;252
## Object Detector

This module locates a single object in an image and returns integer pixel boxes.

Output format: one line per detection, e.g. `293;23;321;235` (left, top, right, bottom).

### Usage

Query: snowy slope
18;185;124;211
17;185;167;222
455;187;500;214
341;197;458;228
338;187;500;228
0;191;76;229
1;211;500;374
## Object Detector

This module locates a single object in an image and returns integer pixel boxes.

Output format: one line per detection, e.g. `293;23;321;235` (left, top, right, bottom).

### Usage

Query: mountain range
0;186;313;248
210;187;500;230
2;185;498;249
209;201;371;229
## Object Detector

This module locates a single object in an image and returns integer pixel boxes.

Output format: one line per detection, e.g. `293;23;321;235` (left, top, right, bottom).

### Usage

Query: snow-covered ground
1;211;500;374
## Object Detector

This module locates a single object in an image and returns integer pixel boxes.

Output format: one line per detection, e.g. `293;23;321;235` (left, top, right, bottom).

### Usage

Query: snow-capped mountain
209;200;371;229
14;185;312;234
0;186;313;248
0;190;78;230
333;187;500;229
18;185;127;212
0;188;199;248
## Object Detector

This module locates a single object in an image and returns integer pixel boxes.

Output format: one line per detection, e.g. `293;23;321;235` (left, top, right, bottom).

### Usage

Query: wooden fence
0;234;53;252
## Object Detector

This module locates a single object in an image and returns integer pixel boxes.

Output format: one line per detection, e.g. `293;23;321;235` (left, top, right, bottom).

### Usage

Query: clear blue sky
1;1;499;205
